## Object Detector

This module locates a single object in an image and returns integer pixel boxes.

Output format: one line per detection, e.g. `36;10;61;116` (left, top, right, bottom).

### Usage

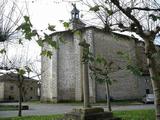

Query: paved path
0;103;154;118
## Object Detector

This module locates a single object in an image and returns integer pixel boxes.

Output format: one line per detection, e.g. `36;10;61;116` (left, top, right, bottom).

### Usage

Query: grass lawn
114;109;155;120
0;105;29;111
0;115;63;120
26;100;143;106
0;109;155;120
0;105;18;111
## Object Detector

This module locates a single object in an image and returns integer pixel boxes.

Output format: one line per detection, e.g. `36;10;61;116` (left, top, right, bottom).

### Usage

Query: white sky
22;0;160;31
25;0;87;31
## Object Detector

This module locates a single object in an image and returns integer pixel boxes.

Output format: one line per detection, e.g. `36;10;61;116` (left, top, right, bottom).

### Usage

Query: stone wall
41;27;152;102
4;81;19;101
0;82;4;101
2;80;38;101
22;80;38;101
41;42;54;102
74;32;83;101
41;31;83;102
135;42;148;72
93;29;151;100
57;32;76;101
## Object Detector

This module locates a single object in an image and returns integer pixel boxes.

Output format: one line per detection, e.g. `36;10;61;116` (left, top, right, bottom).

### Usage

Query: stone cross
79;40;90;108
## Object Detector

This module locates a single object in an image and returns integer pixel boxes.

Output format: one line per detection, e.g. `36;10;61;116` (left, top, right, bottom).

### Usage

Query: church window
10;86;14;90
30;87;33;90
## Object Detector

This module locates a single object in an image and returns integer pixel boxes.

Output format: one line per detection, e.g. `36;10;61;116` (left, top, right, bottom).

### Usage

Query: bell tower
71;4;80;20
70;4;85;29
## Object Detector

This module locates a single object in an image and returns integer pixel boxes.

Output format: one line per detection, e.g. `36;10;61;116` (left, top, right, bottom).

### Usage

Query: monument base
62;107;121;120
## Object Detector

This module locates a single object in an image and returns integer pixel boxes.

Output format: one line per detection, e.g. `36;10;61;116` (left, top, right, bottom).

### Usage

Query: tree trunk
105;81;112;112
18;75;23;117
145;39;160;120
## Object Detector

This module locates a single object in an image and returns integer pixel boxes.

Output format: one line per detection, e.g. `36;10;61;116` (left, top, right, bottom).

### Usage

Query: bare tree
0;49;41;116
81;0;160;119
0;0;25;42
0;0;36;117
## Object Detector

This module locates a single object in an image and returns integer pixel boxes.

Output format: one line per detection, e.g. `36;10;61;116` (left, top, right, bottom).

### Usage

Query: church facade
40;5;152;102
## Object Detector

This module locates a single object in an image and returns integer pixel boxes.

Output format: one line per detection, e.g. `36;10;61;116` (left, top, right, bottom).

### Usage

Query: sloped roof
50;26;160;47
0;73;38;82
50;26;139;41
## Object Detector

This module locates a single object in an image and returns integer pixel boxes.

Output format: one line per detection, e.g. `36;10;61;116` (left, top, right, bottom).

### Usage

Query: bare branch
110;0;145;37
155;26;160;34
129;7;160;11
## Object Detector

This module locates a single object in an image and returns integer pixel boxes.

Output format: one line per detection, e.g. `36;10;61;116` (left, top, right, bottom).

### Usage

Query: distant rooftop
0;72;38;82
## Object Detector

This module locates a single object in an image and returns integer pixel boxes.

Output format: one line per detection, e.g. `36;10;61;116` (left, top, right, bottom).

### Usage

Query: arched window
76;13;79;19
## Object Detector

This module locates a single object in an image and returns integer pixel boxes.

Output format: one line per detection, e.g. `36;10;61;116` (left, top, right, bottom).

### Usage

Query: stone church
40;5;152;102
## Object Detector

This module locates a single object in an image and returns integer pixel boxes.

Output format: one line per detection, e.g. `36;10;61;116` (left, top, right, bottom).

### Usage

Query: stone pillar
74;33;83;101
41;35;58;102
41;43;53;102
85;29;96;103
83;61;90;108
51;35;59;102
79;39;91;108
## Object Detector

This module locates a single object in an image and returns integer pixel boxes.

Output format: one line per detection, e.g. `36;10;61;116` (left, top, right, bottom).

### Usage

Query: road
0;102;154;118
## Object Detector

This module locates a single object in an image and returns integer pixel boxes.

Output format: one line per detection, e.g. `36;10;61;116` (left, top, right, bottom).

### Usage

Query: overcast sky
21;0;85;30
20;0;160;31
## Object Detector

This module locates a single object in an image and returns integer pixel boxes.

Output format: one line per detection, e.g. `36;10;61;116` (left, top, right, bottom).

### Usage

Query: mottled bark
145;39;160;120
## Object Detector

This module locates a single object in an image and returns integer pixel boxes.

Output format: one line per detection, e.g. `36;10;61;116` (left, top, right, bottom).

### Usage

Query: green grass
96;100;143;106
0;105;18;111
0;105;29;111
0;109;155;120
111;100;142;105
0;115;63;120
113;109;155;120
26;100;143;106
27;100;82;104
